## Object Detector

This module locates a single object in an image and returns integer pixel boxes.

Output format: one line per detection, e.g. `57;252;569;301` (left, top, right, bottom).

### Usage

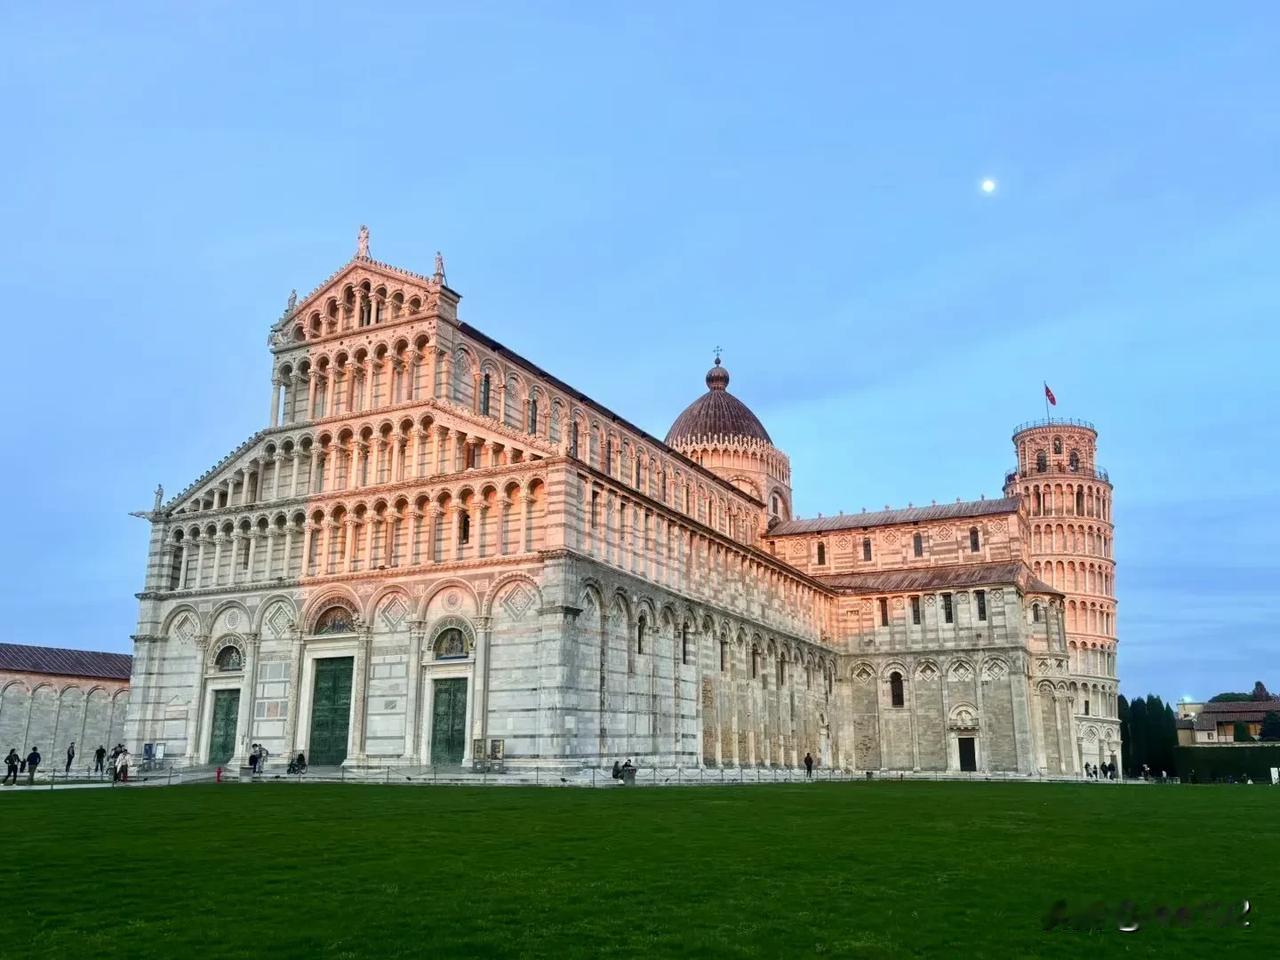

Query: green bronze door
309;657;354;765
431;678;468;766
208;690;239;765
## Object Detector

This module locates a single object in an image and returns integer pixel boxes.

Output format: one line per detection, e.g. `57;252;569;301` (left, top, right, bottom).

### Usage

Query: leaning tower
1004;418;1122;773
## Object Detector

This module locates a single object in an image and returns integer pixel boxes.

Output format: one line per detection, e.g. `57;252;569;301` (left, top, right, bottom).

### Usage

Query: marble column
347;626;372;764
282;627;304;756
231;634;261;767
186;636;211;762
270;379;281;427
403;621;425;763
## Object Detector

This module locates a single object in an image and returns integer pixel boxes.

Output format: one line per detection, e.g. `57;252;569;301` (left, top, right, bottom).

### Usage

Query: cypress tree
1127;697;1148;776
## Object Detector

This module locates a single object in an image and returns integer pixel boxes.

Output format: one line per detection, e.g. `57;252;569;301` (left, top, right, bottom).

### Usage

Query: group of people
4;747;40;785
1084;762;1118;780
105;744;131;782
2;742;130;785
610;758;635;781
609;752;820;783
248;743;271;775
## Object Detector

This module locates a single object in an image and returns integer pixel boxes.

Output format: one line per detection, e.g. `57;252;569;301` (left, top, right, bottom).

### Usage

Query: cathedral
125;233;1121;776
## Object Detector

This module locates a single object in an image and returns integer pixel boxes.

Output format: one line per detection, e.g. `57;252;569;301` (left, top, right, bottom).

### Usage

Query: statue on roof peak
357;224;370;259
434;250;446;284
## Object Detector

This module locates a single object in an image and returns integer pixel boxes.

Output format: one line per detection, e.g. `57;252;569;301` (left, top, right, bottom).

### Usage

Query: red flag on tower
1044;383;1056;406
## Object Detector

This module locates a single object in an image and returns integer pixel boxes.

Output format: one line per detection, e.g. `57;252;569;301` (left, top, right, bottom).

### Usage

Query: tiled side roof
817;561;1060;596
0;643;132;681
769;498;1020;536
458;322;763;506
1198;700;1280;719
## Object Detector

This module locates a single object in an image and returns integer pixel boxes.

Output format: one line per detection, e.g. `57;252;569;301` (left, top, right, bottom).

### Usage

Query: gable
272;257;448;344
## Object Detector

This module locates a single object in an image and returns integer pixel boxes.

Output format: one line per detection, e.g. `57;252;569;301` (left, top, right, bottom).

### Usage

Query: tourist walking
3;749;19;785
804;752;814;779
249;744;260;775
94;745;107;774
26;746;41;785
114;747;129;783
65;741;76;775
258;743;270;773
109;744;122;782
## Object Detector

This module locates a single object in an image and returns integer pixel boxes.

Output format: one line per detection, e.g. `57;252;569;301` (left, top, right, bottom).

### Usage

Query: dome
665;358;772;445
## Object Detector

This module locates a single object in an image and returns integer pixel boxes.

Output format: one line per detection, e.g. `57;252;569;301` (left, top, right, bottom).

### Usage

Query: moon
981;178;997;194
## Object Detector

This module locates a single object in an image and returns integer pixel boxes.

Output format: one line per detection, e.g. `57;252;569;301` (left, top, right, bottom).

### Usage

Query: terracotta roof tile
1198;700;1280;720
817;560;1060;596
0;643;132;681
769;498;1020;537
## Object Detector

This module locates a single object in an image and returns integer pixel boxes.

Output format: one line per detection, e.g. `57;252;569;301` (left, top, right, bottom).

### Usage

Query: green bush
1175;744;1280;782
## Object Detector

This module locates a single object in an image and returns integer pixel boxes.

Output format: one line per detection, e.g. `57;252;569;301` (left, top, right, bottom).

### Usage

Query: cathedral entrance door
208;690;239;766
309;657;354;766
431;678;468;766
958;736;977;772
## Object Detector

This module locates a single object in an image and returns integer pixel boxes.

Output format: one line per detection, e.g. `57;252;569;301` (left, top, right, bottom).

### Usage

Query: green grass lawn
3;781;1274;959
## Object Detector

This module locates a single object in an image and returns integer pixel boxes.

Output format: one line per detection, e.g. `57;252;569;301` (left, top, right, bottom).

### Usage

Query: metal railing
7;761;1178;791
1005;464;1110;486
1011;417;1097;435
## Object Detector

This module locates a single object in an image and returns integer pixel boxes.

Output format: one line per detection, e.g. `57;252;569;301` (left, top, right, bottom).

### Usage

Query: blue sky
2;3;1276;701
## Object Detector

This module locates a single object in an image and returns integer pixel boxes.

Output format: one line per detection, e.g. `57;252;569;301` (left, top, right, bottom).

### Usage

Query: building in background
1191;698;1280;743
0;644;132;768
124;233;1121;776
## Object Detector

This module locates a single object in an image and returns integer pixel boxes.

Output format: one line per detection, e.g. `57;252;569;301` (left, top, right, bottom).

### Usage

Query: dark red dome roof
665;358;772;445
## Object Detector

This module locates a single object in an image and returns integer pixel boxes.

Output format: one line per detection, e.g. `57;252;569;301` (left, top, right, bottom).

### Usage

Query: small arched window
816;542;827;566
863;537;872;562
681;624;691;666
458;511;471;544
969;526;980;552
569;421;580;458
434;628;467;659
1036;451;1048;473
637;614;646;654
1068;450;1080;472
528;397;538;434
912;533;924;558
1032;603;1042;623
480;373;491;416
889;671;905;708
1053;437;1063;454
771;494;779;516
215;646;243;672
1076;488;1084;515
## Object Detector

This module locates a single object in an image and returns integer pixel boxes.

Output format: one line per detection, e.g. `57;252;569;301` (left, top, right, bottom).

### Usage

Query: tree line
1119;681;1280;779
1117;694;1177;778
